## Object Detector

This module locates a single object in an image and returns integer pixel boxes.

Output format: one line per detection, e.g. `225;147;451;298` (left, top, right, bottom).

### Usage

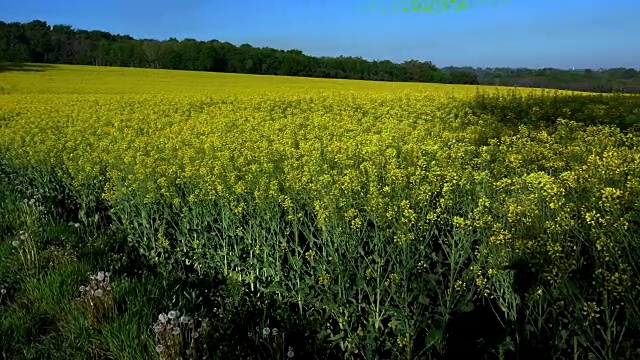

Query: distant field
1;64;639;359
0;63;535;95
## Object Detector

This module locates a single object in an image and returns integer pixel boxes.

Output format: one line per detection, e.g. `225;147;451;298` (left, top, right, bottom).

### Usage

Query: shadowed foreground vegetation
467;89;640;131
2;70;640;359
0;62;54;73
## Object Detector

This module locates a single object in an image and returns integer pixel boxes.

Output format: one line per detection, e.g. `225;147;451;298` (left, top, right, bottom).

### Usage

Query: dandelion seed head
272;328;278;336
168;310;179;319
94;289;104;297
262;327;270;336
97;271;105;281
12;240;20;247
159;313;169;323
153;323;163;333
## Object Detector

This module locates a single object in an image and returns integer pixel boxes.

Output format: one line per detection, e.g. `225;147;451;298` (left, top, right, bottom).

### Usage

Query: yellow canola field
0;64;638;328
0;63;541;96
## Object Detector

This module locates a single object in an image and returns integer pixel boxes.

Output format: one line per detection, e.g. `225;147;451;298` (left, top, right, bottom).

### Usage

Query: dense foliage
2;65;640;359
444;66;640;93
1;20;639;92
468;89;640;130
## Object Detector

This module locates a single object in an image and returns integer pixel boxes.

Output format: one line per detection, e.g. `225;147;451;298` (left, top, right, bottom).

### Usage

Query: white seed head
1;289;6;294
272;328;278;336
97;271;105;281
262;327;270;336
94;289;104;297
153;323;163;333
158;313;169;323
168;310;179;319
12;240;20;247
287;348;294;358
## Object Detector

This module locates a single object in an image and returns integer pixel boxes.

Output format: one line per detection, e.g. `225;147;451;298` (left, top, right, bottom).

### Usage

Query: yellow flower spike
318;271;331;286
397;336;409;348
157;232;169;250
305;251;315;262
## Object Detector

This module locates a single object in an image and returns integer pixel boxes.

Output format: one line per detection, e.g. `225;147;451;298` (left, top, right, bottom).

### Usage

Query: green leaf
418;294;430;304
459;301;475;313
426;328;444;346
267;283;285;292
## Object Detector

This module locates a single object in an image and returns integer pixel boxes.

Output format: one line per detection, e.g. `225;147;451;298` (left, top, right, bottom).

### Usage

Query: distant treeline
1;20;639;93
442;66;640;94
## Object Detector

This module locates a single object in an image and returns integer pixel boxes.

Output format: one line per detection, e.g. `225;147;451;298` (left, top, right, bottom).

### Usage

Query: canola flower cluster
1;65;639;357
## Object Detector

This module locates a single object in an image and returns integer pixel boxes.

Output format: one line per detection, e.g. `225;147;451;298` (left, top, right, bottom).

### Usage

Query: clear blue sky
1;0;638;69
